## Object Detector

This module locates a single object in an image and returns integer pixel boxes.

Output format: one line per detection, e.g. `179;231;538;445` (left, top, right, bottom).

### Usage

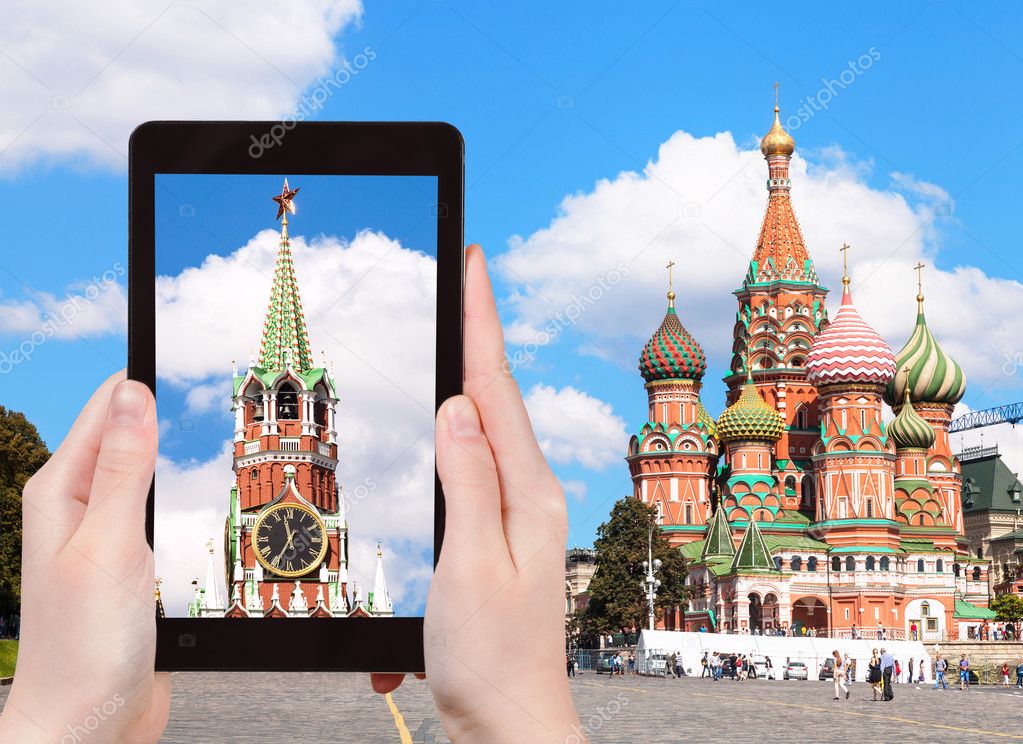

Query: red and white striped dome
806;285;896;387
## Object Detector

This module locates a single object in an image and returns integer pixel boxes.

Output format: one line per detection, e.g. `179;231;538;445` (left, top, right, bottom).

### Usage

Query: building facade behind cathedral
630;104;992;640
189;181;393;619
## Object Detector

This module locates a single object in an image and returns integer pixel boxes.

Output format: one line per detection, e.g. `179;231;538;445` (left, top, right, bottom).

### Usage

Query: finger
370;673;406;694
77;380;157;543
462;246;566;553
435;396;513;576
22;370;127;546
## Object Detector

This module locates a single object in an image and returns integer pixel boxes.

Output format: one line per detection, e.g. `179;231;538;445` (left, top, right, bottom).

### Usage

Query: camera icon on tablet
178;633;197;648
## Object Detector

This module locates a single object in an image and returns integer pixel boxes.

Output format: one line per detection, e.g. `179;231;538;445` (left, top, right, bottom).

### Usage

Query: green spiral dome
888;386;935;450
884;302;966;407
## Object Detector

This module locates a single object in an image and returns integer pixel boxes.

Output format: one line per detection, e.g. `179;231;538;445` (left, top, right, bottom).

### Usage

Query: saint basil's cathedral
188;181;393;619
630;103;991;640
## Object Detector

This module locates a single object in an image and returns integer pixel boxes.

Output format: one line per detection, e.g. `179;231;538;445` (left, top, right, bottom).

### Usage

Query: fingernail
110;380;148;427
447;398;481;438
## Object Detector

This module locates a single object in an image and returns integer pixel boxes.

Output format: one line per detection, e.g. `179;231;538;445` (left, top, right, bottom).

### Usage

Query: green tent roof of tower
729;518;777;573
700;508;735;560
258;217;315;373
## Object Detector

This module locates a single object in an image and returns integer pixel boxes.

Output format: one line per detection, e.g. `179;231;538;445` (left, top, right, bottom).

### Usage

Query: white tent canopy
636;630;933;682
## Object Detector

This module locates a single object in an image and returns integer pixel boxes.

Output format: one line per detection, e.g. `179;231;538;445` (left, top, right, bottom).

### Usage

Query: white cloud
154;228;436;616
497;130;1023;396
0;0;363;170
0;281;127;339
562;479;588;504
524;384;627;470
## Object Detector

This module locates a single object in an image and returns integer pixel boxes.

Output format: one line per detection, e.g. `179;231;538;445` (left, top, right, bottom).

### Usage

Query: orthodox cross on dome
772;80;780;109
666;259;676;308
914;262;925;305
257;179;315;372
840;243;851;287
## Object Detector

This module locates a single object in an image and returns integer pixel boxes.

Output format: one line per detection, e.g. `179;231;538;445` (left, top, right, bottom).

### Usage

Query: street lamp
641;526;662;631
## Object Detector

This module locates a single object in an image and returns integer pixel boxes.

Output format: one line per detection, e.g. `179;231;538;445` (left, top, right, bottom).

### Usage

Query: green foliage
0;640;16;678
990;593;1023;622
583;498;689;634
0;406;50;617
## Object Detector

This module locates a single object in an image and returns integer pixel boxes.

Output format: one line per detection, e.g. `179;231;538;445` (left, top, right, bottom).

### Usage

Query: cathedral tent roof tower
729;518;777;573
700;507;736;559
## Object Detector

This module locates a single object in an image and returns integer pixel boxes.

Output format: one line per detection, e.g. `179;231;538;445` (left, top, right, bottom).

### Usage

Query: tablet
129;121;463;672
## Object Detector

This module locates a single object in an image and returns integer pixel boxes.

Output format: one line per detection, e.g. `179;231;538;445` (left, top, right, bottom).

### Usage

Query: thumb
434;395;510;574
77;380;157;548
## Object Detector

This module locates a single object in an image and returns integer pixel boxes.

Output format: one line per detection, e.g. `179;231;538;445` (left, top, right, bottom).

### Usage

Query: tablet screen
152;174;437;621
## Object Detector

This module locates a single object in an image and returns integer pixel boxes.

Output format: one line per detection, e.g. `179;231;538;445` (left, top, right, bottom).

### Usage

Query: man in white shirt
880;648;895;700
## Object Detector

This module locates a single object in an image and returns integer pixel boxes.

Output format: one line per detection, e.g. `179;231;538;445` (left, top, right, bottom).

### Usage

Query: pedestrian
735;654;744;680
832;650;850;700
666;651;676;679
933;654;947;690
675;654;684;678
844;653;853;683
893;659;901;684
918;659;925;683
880;647;895;701
729;653;738;680
907;657;914;684
712;652;722;681
910;621;918;641
868;649;883;700
958;654;970;691
851;623;858;640
701;652;710;678
765;656;773;680
1001;662;1010;687
566;653;575;678
1015;659;1023;688
628;653;635;675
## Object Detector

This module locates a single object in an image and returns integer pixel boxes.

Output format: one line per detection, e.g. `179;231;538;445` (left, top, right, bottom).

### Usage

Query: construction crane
949;402;1023;433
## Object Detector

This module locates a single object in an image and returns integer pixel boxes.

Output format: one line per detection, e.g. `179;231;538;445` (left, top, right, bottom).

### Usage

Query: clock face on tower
252;502;328;578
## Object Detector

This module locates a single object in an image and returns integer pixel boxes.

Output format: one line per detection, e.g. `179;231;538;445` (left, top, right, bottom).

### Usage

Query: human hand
0;373;170;743
372;246;581;742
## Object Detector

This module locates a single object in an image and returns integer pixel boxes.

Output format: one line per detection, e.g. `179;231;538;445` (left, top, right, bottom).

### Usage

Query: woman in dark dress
868;649;883;701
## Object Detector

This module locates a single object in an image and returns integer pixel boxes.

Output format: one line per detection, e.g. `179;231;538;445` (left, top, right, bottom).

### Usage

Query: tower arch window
953;563;960;577
831;556;841;572
251;469;258;481
807;556;818;572
866;498;873;518
790;556;802;571
936;559;944;573
972;566;981;582
916;558;925;573
684;504;693;525
880;556;890;571
866;556;875;571
277;384;299;420
845;556;855;572
773;556;782;571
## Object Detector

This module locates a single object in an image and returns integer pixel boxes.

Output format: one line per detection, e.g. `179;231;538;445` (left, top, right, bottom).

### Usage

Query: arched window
920;601;930;617
936;559;944;573
845;556;855;572
917;558;925;573
773;557;783;571
972;566;981;582
684;504;693;525
790;556;802;571
879;556;890;571
831;556;841;572
250;469;258;480
277;384;299;420
866;499;873;518
807;556;818;572
953;563;960;577
866;556;875;571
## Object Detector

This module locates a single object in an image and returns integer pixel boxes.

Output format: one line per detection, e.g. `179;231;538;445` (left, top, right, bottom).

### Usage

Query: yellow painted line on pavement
578;679;1023;740
385;692;413;744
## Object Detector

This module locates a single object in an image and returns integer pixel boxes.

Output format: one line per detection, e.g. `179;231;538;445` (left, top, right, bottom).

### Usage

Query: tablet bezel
129;121;462;672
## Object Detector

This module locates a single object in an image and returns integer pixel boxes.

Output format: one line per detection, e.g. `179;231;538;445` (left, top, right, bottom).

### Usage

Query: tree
990;593;1023;623
583;498;689;634
0;406;50;617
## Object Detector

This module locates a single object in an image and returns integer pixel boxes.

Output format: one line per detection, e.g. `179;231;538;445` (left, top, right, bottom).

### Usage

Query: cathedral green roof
961;451;1023;513
729;519;777;573
953;599;995;620
700;508;735;560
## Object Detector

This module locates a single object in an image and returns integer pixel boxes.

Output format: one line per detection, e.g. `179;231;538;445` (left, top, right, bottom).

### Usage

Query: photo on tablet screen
153;174;437;619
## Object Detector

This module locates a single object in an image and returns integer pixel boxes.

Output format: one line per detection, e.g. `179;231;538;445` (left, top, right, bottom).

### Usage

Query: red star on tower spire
272;179;300;221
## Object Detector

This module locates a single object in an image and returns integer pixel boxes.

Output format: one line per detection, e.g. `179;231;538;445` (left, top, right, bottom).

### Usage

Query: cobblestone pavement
3;672;1022;742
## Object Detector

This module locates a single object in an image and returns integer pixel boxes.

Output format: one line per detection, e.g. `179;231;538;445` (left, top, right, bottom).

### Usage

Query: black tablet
128;121;462;672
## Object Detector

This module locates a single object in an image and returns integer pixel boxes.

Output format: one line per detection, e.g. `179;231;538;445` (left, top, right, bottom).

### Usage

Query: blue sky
3;0;1023;553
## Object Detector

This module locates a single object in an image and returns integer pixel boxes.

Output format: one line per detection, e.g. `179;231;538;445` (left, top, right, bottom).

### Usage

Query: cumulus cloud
0;0;362;170
562;479;588;504
154;228;436;616
524;384;628;470
0;276;127;339
497;130;1023;395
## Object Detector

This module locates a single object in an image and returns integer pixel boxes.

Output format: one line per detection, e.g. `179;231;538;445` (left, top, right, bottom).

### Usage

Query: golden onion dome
717;376;784;444
760;105;795;158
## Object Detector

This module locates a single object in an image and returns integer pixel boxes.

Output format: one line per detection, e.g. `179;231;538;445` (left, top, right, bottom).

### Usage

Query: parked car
596;652;615;674
720;657;735;678
818;657;834;681
784;661;809;680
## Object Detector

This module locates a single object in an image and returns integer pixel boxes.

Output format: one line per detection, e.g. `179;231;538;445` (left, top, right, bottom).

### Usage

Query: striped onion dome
717;372;784;443
696;399;717;437
888;385;935;450
806;282;896;387
883;299;966;407
639;300;707;382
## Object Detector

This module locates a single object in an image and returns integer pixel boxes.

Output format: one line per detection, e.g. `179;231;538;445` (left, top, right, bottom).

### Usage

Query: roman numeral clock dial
252;503;328;578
